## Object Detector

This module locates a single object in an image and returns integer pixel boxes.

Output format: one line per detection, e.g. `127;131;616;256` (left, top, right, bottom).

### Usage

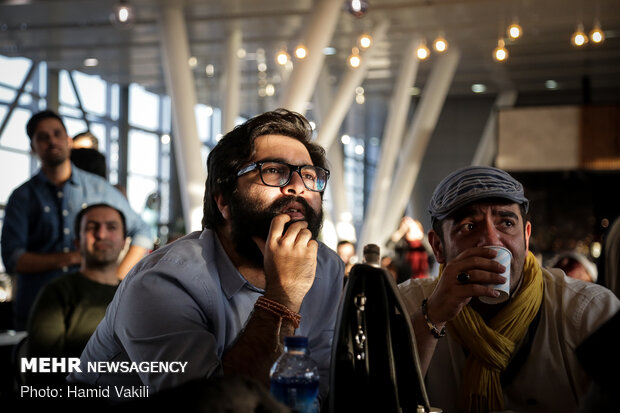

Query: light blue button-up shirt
1;165;153;329
69;228;344;402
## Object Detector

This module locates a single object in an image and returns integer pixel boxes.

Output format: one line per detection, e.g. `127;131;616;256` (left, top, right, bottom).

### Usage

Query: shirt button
63;247;70;253
62;266;68;272
57;191;63;198
44;206;51;213
62;210;69;216
64;228;70;235
81;203;88;209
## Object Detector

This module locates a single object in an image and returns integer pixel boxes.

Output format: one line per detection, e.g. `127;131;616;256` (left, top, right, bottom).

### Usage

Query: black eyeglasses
237;160;330;192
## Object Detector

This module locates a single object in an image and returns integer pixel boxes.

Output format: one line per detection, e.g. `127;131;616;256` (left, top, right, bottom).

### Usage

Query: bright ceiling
1;0;619;116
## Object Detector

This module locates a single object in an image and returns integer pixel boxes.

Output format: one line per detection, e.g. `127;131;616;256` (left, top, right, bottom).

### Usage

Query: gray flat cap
428;166;529;223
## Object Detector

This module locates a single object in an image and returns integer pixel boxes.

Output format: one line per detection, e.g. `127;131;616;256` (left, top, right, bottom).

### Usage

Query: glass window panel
59;70;78;107
195;104;210;141
17;92;32;105
127;175;158;215
0;86;16;101
212;108;222;141
110;84;119;120
128;129;158;176
72;71;107;116
0;107;33;151
129;84;159;130
88;123;107;153
63;117;88;139
159;181;170;225
0;55;32;88
58;105;83;119
37;61;47;98
200;145;210;173
109;140;119;177
162;96;171;132
0;150;31;204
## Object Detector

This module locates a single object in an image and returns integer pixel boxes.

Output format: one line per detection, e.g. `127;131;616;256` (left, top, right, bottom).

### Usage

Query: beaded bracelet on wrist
421;298;446;339
255;296;301;329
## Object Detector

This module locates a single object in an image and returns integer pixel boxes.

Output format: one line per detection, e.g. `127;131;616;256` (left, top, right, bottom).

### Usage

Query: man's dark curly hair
201;108;328;229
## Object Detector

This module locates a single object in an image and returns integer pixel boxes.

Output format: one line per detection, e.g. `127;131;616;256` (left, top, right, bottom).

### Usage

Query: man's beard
228;192;323;267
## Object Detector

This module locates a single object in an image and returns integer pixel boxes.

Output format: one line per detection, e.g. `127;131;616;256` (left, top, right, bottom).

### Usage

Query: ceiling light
590;21;605;44
432;36;448;53
355;94;365;104
83;58;99;67
257;62;267;72
571;24;588;47
188;56;198;68
355;86;364;95
294;44;308;59
409;86;421;96
359;33;372;49
347;0;369;18
493;39;508;62
348;47;361;68
471;84;486;93
507;23;522;40
205;64;215;77
323;47;337;55
237;48;247;59
416;41;430;60
265;84;275;97
545;80;558;89
276;50;290;66
341;134;351;144
111;0;135;27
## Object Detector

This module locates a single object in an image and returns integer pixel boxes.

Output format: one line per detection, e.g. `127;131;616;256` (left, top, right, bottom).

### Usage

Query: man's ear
214;193;231;221
428;229;446;264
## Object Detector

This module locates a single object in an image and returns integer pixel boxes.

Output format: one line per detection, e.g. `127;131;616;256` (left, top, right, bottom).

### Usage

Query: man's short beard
227;191;323;267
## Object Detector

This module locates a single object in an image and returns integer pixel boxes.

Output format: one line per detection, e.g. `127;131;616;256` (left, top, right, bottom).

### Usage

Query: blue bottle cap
284;336;308;348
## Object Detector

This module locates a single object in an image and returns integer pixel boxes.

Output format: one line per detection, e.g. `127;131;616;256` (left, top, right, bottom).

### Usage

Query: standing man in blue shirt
69;109;344;405
1;110;153;330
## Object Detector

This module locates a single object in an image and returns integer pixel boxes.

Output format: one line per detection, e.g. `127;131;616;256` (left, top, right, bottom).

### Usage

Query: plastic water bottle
270;336;320;413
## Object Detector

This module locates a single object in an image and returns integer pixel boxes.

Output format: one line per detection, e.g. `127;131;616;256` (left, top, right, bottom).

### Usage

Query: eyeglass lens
259;161;327;191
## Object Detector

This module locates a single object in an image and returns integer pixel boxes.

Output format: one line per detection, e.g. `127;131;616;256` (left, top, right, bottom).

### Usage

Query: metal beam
379;49;461;245
67;70;91;131
221;22;242;133
278;0;342;114
158;2;206;232
357;35;421;251
0;62;37;140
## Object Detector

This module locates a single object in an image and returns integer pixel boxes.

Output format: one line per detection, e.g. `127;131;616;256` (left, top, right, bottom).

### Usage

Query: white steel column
358;36;421;250
159;3;206;232
222;23;242;133
279;0;342;115
315;20;389;150
379;49;461;244
471;90;517;166
312;67;350;246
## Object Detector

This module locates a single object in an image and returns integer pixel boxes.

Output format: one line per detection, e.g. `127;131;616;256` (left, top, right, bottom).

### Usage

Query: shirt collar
207;229;264;299
34;164;79;186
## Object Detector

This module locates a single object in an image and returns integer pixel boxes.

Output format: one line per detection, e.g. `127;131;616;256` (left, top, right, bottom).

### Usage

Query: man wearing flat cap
398;166;620;413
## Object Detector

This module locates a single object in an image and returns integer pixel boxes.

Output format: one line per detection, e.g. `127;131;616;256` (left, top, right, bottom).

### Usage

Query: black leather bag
328;244;431;413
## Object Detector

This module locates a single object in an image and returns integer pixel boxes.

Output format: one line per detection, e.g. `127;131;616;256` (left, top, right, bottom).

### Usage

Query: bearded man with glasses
68;109;344;407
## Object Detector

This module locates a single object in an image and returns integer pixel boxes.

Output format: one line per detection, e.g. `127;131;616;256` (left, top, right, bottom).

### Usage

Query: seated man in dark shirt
26;203;126;385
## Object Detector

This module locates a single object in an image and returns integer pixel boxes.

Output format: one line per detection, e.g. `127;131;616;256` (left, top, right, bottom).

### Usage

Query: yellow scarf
446;251;543;413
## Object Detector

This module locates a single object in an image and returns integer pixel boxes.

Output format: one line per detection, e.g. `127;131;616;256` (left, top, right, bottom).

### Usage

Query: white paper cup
479;246;511;304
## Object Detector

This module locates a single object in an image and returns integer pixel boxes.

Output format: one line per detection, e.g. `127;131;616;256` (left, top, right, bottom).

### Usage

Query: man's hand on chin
253;214;318;312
